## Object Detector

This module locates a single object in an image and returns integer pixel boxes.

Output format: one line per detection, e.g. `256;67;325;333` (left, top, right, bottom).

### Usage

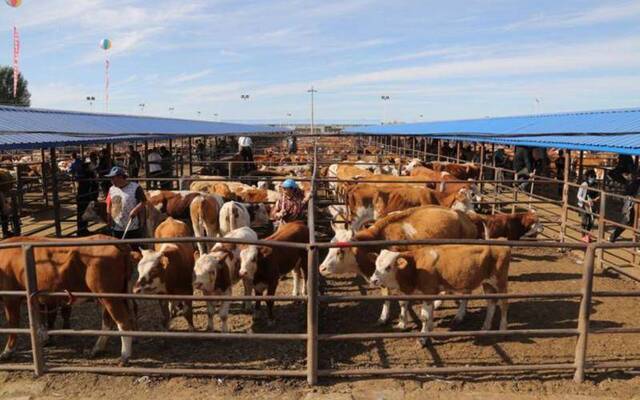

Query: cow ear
160;255;170;269
366;252;378;265
193;250;200;260
130;251;142;264
429;249;440;264
396;257;409;270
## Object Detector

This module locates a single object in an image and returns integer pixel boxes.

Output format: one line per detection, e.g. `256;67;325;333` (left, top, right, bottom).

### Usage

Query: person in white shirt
237;136;254;173
577;169;599;243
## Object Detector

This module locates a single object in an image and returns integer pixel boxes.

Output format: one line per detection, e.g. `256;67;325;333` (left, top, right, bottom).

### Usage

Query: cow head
404;158;423;174
319;228;359;276
370;249;402;289
192;249;233;294
239;245;259;280
81;201;105;223
133;247;172;294
450;188;475;213
246;204;270;227
522;210;544;238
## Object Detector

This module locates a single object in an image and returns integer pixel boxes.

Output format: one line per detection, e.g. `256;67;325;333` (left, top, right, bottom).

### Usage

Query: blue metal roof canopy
0;105;287;136
344;107;640;155
345;107;640;137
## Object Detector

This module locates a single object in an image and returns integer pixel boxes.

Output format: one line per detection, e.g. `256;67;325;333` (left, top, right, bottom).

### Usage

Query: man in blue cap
104;166;147;248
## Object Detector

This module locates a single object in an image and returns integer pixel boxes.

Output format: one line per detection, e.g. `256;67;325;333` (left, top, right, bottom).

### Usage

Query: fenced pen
1;133;640;385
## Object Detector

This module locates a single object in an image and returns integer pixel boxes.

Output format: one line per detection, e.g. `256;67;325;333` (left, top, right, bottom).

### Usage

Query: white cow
193;226;259;330
219;201;270;236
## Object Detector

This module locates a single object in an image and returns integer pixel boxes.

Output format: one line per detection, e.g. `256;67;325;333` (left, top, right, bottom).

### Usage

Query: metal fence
1;134;640;385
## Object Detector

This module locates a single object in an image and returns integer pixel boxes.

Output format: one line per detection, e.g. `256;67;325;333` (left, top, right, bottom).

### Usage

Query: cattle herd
0;142;551;371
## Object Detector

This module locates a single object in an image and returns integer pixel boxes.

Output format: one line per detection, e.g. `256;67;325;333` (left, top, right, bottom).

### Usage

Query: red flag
12;26;20;99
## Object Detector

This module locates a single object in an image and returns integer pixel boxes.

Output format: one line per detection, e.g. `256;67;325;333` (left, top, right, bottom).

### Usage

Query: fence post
50;148;62;237
479;143;485;193
144;141;150;190
23;245;46;376
41;148;49;208
560;150;571;244
306;139;319;386
574;244;596;383
596;194;607;270
188;137;194;176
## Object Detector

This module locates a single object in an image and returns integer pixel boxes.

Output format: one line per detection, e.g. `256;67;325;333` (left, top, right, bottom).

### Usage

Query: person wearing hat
76;157;99;236
271;179;311;226
105;166;147;247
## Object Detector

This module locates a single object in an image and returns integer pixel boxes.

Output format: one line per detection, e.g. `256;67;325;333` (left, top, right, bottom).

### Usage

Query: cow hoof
418;337;431;348
118;358;129;367
393;322;407;331
375;318;389;326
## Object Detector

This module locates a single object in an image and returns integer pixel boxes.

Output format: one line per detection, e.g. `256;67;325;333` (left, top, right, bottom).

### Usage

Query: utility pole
308;86;317;136
381;95;390;124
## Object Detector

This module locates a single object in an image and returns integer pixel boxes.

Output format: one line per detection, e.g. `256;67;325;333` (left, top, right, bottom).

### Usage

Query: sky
0;0;639;124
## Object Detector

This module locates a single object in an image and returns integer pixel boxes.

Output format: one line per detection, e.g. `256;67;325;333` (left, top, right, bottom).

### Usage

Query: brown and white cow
133;217;196;331
239;221;309;324
146;190;223;254
467;211;544;240
219;201;270;236
192;226;259;331
0;235;138;365
374;185;475;218
371;245;511;346
319;206;479;327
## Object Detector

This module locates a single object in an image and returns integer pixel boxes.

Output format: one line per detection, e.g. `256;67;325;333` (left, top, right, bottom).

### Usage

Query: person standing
159;146;173;189
609;171;640;242
125;145;142;178
238;136;254;173
97;148;113;198
76;158;97;236
271;179;311;228
577;169;599;243
514;146;534;191
105;166;146;250
147;147;163;189
287;134;297;154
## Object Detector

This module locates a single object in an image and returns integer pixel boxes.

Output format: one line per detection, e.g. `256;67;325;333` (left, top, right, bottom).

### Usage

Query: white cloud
173;69;214;84
504;1;640;31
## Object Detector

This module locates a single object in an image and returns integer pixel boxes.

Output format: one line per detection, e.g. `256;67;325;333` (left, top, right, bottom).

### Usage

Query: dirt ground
1;246;640;399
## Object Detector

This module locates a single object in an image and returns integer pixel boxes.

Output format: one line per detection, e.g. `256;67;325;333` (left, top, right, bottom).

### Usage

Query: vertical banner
105;58;109;112
12;25;20;99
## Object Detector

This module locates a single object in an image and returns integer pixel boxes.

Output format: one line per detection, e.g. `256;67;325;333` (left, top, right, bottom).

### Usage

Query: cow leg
60;304;72;329
266;283;277;326
242;279;253;313
100;299;135;366
481;282;497;331
451;299;468;327
203;221;219;252
219;289;231;333
418;301;435;347
160;300;171;329
191;220;207;257
185;301;195;332
394;301;409;330
376;287;391;325
90;307;115;358
206;301;216;331
0;299;20;360
291;268;300;296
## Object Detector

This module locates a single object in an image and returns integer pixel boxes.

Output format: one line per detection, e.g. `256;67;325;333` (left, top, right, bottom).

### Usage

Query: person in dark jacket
76;159;98;236
609;171;640;242
97;148;113;198
608;154;635;186
513;146;534;190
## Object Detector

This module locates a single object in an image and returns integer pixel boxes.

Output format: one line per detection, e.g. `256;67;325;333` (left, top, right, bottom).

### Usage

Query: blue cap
105;166;127;178
282;178;298;189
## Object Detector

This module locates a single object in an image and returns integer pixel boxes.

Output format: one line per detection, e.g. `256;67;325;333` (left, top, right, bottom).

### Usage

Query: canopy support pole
144;141;150;190
560;150;571;244
188;137;194;176
50;147;62;238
